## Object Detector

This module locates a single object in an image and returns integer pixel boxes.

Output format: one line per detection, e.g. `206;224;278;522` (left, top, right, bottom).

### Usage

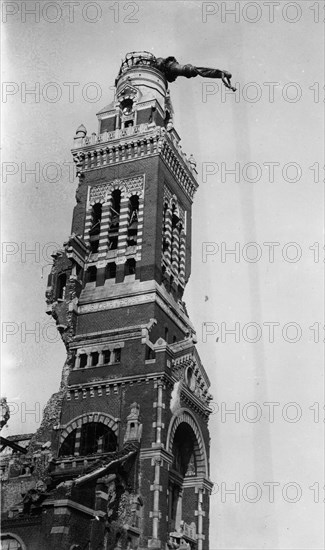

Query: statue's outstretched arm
155;57;236;92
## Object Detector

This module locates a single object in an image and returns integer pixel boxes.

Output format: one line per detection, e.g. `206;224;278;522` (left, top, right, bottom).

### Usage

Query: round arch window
1;534;25;549
185;366;196;392
172;422;197;477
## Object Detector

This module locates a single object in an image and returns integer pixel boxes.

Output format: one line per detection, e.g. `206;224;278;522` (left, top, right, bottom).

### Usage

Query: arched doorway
167;411;208;539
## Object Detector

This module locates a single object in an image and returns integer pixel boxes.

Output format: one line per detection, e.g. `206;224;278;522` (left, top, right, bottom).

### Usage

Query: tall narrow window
162;203;169;252
127;195;139;246
125;258;136;276
108;190;121;250
89;203;102;253
113;348;121;363
87;266;97;283
79;354;87;368
57;273;67;299
91;351;99;366
103;349;111;364
105;262;116;280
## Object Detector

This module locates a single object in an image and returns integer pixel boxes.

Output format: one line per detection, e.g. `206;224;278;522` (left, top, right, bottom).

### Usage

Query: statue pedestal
148;538;162;549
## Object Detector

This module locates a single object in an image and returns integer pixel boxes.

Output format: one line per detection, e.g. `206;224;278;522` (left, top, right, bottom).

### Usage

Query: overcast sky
1;1;324;548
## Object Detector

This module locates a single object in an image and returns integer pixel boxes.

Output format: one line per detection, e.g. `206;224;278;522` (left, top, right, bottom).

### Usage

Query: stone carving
89;176;144;205
79;293;154;314
124;403;142;444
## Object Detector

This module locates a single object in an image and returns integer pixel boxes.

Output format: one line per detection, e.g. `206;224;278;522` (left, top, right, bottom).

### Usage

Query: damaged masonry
0;51;236;550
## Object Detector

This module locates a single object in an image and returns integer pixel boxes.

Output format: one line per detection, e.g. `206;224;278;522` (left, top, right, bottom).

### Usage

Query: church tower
1;52;213;550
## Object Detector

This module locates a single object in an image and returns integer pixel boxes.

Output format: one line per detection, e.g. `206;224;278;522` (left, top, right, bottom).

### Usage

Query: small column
74;426;82;456
163;207;172;266
84;208;93;249
116;194;130;254
171;222;181;273
154;382;164;446
175;488;183;532
136;199;144;252
179;229;186;282
195;488;205;550
98;200;112;258
150;458;162;544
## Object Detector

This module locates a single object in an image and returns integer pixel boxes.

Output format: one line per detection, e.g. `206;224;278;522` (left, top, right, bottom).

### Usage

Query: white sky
1;1;324;548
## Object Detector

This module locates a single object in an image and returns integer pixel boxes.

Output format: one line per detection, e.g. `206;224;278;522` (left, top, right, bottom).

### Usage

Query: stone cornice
139;447;173;464
180;386;212;417
42;498;106;518
66;371;173;395
77;280;195;334
71;124;198;201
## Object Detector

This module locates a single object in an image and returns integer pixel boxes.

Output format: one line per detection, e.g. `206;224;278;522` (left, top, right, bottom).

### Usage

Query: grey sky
1;1;324;548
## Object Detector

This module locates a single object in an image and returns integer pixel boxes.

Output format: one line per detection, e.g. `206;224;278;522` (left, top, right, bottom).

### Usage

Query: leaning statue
155;56;237;91
118;52;237;92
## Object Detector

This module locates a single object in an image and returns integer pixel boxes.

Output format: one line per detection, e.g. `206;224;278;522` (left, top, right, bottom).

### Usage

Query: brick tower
1;52;213;550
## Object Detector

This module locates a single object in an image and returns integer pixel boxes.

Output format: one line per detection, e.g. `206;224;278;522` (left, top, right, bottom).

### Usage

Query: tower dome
115;51;168;112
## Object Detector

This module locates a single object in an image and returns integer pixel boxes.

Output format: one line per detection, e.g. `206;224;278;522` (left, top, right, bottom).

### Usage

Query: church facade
1;52;213;550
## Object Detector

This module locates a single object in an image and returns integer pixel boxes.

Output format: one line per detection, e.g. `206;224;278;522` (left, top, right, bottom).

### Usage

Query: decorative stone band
72;123;196;177
72;126;198;201
43;499;107;518
65;373;173;404
77;289;194;336
88;175;144;206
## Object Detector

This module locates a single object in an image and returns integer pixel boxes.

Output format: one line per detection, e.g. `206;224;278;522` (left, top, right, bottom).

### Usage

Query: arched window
108;190;121;250
125;258;136;276
59;430;76;457
127;195;139;246
121;98;133;115
1;534;25;549
89;203;102;253
172;423;197;477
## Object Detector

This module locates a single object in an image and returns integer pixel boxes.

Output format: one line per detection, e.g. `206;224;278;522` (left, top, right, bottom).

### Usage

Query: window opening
125;258;136;276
